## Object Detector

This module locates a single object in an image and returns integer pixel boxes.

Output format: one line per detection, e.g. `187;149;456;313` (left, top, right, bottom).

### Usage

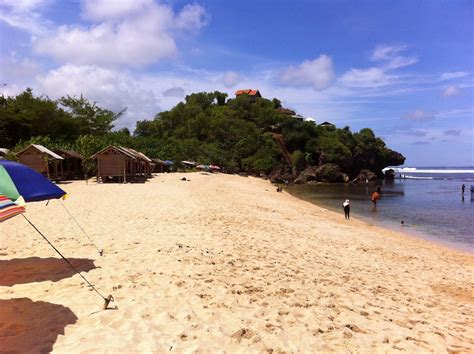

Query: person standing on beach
343;199;351;220
462;184;465;194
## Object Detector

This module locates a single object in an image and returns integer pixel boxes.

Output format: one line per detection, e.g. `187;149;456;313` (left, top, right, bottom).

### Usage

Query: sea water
287;167;474;253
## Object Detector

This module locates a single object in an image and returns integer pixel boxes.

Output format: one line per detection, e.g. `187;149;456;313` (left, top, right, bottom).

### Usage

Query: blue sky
0;0;472;166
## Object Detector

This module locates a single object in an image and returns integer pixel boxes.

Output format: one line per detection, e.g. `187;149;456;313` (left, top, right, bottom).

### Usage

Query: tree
59;95;125;135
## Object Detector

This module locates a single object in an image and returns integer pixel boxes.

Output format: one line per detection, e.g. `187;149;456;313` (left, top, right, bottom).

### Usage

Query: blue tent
0;160;66;202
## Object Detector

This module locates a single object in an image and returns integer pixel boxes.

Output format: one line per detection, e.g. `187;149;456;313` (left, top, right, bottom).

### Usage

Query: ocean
287;167;474;253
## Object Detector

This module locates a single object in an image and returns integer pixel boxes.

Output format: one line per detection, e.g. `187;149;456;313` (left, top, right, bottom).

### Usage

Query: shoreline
284;185;474;256
1;172;473;352
284;181;474;256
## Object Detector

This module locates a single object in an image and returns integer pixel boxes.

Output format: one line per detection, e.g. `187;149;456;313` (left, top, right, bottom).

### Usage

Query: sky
0;0;472;166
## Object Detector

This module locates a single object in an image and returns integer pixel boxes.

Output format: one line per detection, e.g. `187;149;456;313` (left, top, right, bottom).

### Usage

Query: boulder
296;164;348;183
352;169;378;183
269;167;294;184
384;169;396;180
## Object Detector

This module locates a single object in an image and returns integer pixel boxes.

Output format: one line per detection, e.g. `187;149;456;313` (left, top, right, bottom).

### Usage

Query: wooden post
123;160;126;183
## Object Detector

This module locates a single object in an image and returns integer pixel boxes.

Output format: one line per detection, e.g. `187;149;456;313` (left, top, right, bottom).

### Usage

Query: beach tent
0;160;113;309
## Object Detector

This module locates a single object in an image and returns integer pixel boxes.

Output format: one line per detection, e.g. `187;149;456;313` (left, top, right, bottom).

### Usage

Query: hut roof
123;147;152;163
319;121;335;127
53;148;82;159
277;107;296;115
91;145;137;159
0;148;9;156
16;144;64;160
151;158;166;164
90;145;152;163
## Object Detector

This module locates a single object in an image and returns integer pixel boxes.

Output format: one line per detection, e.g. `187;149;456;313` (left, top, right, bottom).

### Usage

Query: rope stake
22;214;113;309
58;200;103;256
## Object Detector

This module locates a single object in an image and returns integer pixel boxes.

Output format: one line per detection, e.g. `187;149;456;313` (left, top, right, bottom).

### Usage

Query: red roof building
235;89;262;98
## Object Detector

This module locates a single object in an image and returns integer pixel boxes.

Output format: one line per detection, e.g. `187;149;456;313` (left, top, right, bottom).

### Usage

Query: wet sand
1;172;473;352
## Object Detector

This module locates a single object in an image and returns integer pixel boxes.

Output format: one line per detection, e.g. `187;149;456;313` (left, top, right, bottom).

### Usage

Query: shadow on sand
0;257;97;286
0;298;78;353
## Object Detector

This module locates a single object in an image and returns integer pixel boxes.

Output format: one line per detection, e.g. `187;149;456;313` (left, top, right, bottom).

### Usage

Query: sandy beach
1;172;473;352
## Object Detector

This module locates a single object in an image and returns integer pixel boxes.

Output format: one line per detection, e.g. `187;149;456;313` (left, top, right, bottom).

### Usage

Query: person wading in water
343;199;351;220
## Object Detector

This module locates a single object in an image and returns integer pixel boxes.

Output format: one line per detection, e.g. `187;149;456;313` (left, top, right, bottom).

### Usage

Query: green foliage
2;89;405;178
292;150;306;172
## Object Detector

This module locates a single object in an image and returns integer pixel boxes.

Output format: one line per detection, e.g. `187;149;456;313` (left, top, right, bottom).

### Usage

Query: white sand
1;172;473;352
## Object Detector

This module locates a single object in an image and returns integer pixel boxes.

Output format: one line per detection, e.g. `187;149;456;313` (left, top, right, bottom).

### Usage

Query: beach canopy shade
0;160;66;202
0;194;25;222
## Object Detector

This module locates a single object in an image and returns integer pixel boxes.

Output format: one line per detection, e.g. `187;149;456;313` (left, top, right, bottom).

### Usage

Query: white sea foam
403;175;434;180
383;167;474;174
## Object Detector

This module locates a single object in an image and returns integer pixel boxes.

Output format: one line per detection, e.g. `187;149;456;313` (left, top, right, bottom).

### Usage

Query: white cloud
81;0;153;21
163;87;185;97
0;0;51;34
370;44;417;69
280;55;334;90
339;67;394;88
401;109;438;122
0;55;41;83
37;65;160;128
175;4;209;30
222;71;239;88
33;1;208;67
440;72;468;81
442;85;460;97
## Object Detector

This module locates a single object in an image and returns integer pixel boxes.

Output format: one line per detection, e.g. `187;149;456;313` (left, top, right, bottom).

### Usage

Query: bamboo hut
53;149;84;180
16;144;63;180
91;146;152;183
151;158;172;173
125;148;153;177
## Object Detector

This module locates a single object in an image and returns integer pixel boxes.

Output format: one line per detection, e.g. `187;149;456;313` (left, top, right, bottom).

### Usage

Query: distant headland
0;88;405;182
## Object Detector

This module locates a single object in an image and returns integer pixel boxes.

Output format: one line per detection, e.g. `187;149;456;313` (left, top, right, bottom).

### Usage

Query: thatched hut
91;146;152;183
53;149;83;180
16;144;63;180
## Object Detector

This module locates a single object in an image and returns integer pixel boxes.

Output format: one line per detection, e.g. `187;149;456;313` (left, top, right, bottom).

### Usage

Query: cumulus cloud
280;55;334;90
0;56;41;83
442;85;460;97
33;1;208;66
440;72;468;81
370;44;417;69
175;4;209;30
37;64;160;128
163;87;185;97
444;129;461;136
81;0;153;21
401;109;438;122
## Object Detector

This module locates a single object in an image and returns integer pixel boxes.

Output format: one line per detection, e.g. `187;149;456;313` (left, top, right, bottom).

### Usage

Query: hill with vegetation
0;89;405;181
